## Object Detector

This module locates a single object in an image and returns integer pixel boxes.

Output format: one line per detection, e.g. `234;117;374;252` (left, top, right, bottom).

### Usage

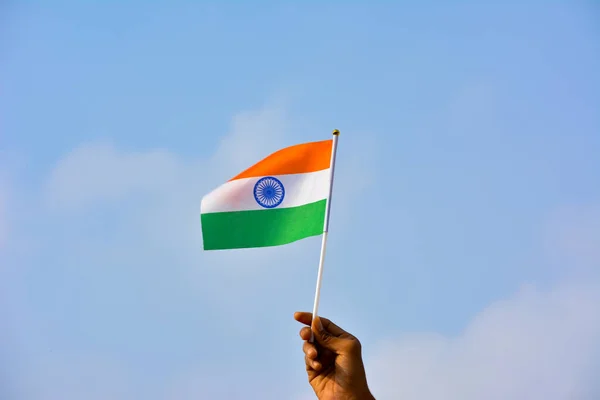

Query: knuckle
346;337;362;352
299;327;310;338
303;343;318;358
304;356;314;370
319;332;331;343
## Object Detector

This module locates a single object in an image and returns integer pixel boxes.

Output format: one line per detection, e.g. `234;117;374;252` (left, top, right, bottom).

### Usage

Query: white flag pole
310;129;340;342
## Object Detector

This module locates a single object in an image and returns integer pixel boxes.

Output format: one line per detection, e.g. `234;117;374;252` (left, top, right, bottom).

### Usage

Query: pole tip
332;129;340;136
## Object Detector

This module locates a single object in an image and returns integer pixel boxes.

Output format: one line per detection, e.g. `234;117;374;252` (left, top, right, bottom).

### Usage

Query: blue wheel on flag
254;177;285;208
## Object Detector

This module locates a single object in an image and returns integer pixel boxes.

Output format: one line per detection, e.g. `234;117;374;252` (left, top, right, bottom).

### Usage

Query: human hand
294;312;375;400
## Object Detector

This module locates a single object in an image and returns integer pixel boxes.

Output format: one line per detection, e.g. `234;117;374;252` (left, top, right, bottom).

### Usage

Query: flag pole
310;129;340;342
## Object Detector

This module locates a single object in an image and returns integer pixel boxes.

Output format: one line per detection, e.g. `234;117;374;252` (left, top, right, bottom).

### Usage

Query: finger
299;326;312;341
294;311;313;326
303;341;318;360
294;312;350;338
305;355;322;371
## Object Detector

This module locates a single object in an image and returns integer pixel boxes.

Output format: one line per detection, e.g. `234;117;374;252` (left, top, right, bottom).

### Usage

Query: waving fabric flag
201;139;334;250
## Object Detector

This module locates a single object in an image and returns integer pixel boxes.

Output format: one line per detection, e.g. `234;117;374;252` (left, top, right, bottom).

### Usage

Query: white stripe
201;169;330;214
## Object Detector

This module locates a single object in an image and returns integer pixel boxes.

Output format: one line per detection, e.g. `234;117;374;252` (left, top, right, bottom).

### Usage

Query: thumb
311;316;344;351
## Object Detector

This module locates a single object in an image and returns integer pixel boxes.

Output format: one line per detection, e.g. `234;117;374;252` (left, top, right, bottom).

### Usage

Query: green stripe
201;199;326;250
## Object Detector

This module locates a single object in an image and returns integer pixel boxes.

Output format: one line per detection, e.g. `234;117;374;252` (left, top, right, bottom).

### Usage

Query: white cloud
43;103;289;213
366;282;600;400
44;142;187;211
364;206;600;400
41;104;292;267
210;103;288;180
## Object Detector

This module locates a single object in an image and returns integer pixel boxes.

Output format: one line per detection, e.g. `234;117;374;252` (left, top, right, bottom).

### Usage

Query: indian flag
200;138;336;250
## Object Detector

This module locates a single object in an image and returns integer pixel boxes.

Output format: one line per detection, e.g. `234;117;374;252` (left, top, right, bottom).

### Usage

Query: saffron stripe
229;139;332;181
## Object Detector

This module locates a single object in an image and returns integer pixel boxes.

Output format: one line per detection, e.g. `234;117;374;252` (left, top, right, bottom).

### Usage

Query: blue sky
1;2;599;399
